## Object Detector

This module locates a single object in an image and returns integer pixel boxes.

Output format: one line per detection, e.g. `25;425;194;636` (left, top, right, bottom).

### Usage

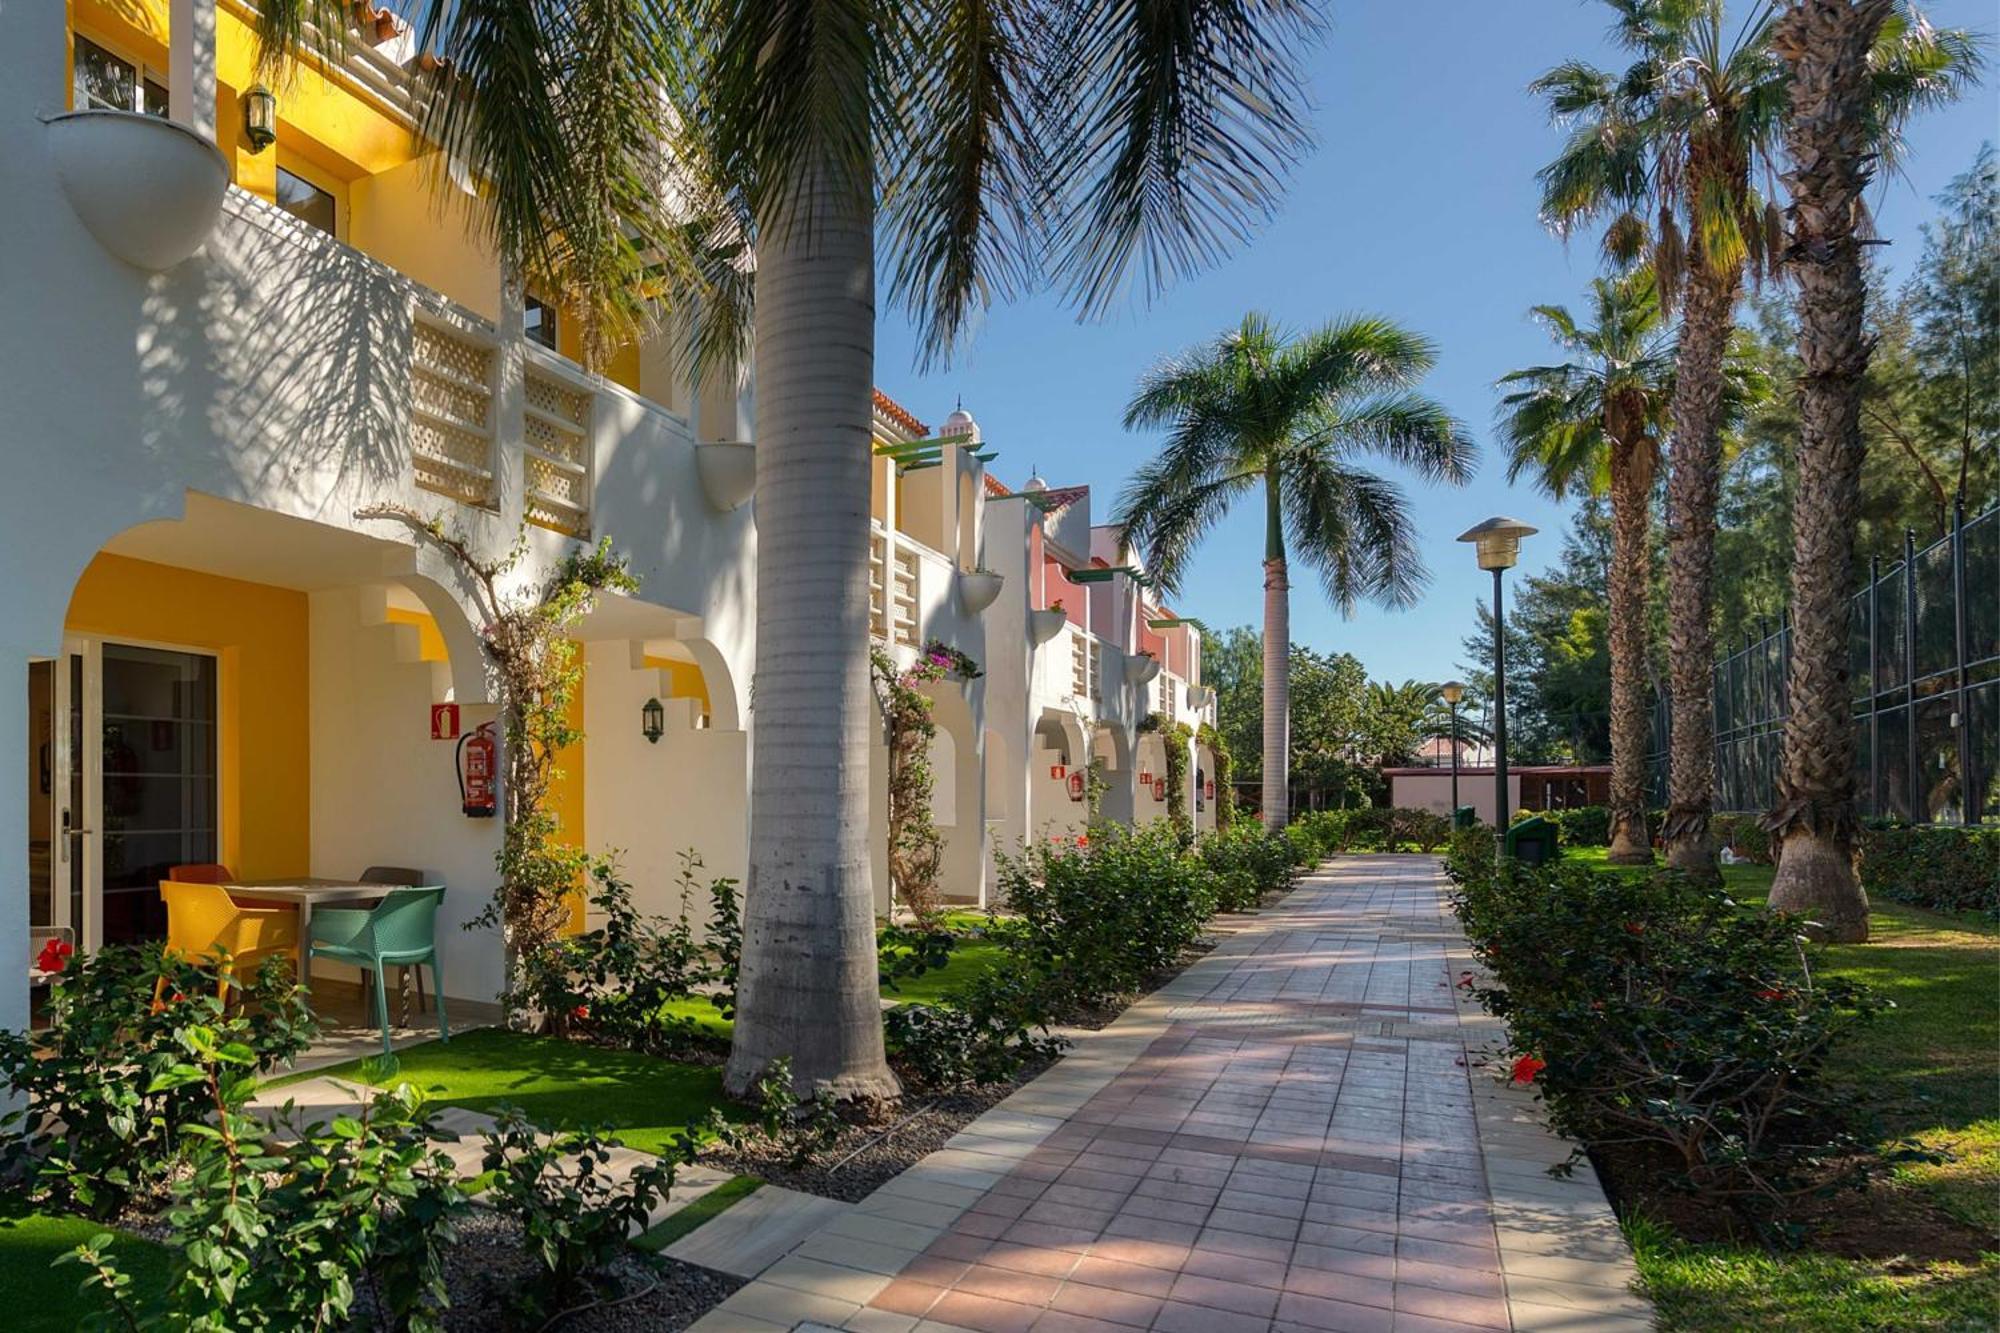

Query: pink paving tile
1393;1236;1502;1272
928;1231;997;1263
928;1287;1045;1333
1028;1312;1128;1333
1045;1279;1164;1327
956;1263;1065;1307
1391;1284;1511;1329
956;1210;1019;1239
1274;1290;1397;1332
1390;1257;1505;1298
1194;1226;1293;1264
1152;1297;1274;1333
1066;1254;1178;1297
983;1242;1088;1279
1181;1245;1289;1290
1290;1242;1395;1282
1167;1271;1282;1318
1283;1264;1395;1311
873;1278;947;1318
902;1255;975;1287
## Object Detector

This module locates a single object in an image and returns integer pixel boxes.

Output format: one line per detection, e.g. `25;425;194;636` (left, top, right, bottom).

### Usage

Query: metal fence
1646;503;1999;825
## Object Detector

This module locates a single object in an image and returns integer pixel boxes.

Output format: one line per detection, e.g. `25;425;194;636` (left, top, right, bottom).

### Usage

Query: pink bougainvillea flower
1510;1054;1546;1085
1456;971;1474;990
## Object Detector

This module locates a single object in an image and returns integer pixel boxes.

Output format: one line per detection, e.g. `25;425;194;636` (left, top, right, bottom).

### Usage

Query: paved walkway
692;855;1651;1332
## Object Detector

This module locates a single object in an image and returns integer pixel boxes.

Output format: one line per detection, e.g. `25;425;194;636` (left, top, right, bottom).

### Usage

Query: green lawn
632;1174;763;1252
0;1196;173;1332
1565;845;2000;1330
276;1028;736;1155
660;913;1013;1038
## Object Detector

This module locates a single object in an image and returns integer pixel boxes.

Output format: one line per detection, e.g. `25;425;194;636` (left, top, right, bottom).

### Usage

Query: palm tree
256;2;1327;1097
1497;272;1675;864
1116;315;1475;829
1533;0;1976;881
1763;0;1896;940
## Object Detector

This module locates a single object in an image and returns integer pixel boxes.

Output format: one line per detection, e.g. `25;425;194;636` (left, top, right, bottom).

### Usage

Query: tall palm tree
1116;315;1475;829
1533;0;1975;881
1497;272;1676;865
258;1;1328;1097
1763;0;1896;940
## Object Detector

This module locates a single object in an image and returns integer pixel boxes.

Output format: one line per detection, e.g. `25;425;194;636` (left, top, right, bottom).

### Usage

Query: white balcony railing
522;351;594;537
409;316;496;507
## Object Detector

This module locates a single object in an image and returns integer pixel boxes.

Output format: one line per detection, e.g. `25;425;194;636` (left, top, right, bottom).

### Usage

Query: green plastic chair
308;887;449;1054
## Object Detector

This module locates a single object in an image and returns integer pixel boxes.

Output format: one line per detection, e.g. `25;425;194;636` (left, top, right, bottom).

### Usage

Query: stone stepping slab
664;1184;852;1278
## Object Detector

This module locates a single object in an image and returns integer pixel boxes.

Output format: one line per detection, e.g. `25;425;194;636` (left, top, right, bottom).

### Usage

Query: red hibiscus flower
1623;922;1645;936
570;1004;590;1023
1510;1054;1546;1086
35;938;73;974
1756;988;1784;1001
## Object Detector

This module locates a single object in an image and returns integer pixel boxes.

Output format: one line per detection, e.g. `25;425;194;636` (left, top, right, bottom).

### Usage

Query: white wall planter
695;440;755;512
45;110;228;271
957;570;1004;615
1028;608;1068;647
1187;684;1214;710
1124;654;1163;685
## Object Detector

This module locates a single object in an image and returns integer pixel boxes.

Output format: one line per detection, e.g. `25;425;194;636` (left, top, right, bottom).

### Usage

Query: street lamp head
1439;680;1465;706
1457;516;1537;571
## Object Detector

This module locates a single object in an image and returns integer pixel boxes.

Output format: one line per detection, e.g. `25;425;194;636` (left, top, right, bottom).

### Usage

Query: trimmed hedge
1860;824;1999;918
1290;807;1452;855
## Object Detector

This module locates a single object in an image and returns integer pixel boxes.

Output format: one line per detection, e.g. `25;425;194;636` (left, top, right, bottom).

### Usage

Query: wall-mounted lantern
243;85;278;153
1049;763;1066;780
641;697;665;744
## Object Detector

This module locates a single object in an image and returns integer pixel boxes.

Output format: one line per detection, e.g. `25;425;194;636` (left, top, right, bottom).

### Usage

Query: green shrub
1197;823;1296;911
1447;856;1891;1217
1538;805;1612;848
479;1111;679;1321
884;956;1068;1089
71;1043;466;1333
998;824;1215;1009
1860;823;1999;917
0;946;316;1218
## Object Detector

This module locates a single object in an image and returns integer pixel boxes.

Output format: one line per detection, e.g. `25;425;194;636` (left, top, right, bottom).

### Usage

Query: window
524;296;559;350
275;166;338;236
74;34;168;116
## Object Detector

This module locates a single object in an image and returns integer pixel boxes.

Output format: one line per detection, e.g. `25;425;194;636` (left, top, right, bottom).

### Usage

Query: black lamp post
1440;680;1465;818
1458;518;1536;859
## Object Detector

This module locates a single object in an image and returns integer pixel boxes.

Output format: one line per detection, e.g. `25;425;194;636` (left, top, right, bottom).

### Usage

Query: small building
1383;765;1612;824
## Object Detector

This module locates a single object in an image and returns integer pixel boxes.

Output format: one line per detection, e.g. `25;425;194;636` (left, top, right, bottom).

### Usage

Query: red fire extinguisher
457;721;498;818
1067;770;1086;803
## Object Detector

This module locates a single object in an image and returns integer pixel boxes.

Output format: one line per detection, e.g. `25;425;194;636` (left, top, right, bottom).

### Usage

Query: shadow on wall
139;194;410;518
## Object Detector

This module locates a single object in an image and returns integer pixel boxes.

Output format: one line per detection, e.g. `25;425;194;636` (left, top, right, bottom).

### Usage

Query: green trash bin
1452;806;1478;831
1505;815;1559;866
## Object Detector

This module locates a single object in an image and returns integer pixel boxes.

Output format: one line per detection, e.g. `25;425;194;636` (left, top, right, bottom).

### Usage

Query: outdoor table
221;878;398;986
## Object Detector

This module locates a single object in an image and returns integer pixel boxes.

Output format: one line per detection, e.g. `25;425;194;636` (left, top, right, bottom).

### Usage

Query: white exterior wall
309;588;506;1000
581;642;748;931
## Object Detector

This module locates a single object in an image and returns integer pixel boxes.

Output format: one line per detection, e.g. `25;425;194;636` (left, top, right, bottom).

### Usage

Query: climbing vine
871;640;981;928
1198;722;1234;830
356;506;637;1020
1143;713;1195;845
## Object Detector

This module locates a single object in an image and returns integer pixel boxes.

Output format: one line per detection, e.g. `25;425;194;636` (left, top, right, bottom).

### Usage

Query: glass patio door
28;641;99;951
97;642;218;946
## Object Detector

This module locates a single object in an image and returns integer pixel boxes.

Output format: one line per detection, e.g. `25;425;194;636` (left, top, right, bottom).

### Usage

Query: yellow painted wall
641;655;712;718
383;606;448;662
64;555;310;881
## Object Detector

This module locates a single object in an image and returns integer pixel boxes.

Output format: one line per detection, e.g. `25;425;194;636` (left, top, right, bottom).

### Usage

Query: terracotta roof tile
872;388;928;437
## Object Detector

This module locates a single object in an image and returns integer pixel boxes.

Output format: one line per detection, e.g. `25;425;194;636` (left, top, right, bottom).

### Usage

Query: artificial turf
0;1196;174;1332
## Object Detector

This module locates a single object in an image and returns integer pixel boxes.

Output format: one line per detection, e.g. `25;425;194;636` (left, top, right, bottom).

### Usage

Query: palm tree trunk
1261;471;1291;830
1661;255;1741;884
1606;434;1655;864
724;157;900;1100
1764;0;1891;942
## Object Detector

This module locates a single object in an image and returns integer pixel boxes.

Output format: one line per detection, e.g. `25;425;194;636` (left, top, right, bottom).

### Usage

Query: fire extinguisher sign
431;702;461;741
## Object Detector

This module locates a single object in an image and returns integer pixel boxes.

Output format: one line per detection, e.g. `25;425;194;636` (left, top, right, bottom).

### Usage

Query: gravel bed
702;1056;1057;1201
433;1209;742;1332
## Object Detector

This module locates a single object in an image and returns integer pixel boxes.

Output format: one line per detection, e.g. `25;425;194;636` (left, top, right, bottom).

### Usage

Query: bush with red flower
1445;852;1893;1218
35;936;74;974
0;943;316;1217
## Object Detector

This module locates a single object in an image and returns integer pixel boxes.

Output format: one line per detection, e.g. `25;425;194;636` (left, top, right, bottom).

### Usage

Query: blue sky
874;1;1997;685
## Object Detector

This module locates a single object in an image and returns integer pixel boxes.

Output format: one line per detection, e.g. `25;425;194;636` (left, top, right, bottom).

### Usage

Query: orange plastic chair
154;881;301;1008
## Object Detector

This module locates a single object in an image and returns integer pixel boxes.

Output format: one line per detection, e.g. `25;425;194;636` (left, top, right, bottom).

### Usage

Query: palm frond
881;0;1047;362
1114;460;1259;594
1041;0;1322;318
1306;392;1475;485
1281;452;1427;613
247;0;353;82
